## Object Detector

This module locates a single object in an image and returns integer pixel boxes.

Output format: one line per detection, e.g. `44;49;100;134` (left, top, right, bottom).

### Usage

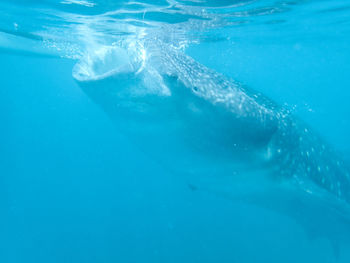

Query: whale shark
73;38;350;258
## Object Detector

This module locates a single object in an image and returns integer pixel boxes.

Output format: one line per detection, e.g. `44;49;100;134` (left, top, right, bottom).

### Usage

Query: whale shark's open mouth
72;43;144;82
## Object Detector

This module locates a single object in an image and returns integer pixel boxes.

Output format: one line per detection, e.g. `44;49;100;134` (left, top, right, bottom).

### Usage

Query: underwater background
1;0;350;262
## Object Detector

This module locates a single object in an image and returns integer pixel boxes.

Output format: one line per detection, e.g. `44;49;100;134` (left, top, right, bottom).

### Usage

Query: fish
73;38;350;259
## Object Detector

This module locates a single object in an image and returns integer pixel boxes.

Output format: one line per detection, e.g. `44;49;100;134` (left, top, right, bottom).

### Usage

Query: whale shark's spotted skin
270;114;350;203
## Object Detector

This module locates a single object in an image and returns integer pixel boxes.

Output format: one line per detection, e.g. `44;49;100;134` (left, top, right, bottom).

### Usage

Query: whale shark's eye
193;86;198;92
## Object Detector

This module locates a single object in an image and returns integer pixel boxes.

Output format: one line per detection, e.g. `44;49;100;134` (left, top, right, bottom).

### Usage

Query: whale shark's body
73;38;350;257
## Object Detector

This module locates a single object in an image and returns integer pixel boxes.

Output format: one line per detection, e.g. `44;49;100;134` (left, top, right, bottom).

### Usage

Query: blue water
1;0;350;262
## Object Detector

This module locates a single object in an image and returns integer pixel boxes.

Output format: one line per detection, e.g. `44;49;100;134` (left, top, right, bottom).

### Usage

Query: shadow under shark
73;39;350;259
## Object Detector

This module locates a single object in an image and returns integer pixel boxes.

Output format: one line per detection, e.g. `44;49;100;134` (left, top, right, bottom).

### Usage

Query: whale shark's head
72;43;177;122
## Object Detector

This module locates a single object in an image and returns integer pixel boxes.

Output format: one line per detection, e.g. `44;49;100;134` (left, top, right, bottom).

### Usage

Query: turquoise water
1;0;350;262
